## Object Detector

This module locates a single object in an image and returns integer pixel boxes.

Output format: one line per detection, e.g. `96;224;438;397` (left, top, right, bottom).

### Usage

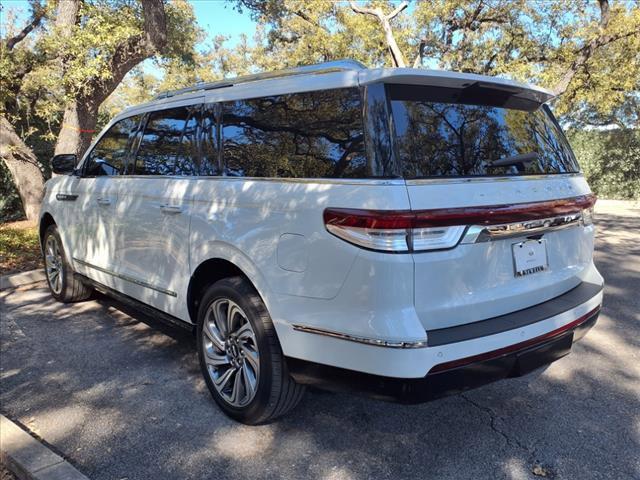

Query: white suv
40;60;603;424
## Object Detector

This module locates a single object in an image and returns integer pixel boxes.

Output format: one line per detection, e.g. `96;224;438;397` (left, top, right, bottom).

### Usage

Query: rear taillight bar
324;194;596;253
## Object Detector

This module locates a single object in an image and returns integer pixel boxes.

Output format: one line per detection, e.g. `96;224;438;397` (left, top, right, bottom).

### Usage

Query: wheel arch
39;212;56;247
187;257;270;325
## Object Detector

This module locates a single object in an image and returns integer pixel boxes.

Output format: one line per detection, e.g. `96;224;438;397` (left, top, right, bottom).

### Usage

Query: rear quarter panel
188;178;411;311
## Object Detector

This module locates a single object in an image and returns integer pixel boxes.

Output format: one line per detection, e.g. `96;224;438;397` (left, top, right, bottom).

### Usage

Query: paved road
1;203;639;480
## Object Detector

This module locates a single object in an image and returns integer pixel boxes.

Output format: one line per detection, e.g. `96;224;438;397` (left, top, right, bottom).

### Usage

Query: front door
114;102;201;321
72;115;142;289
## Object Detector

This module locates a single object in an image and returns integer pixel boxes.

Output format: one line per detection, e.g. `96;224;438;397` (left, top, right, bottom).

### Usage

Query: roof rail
153;59;367;101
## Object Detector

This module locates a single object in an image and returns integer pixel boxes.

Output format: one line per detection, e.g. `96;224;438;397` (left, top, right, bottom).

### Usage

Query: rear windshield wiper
487;152;539;169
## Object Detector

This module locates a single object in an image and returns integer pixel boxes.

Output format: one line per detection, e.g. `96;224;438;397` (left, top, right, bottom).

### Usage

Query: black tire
42;224;92;303
197;276;305;424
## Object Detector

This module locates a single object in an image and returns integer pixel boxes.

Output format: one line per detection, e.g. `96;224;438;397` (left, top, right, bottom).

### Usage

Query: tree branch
5;1;45;51
97;0;168;99
141;0;168;53
293;9;330;33
386;1;408;20
552;0;636;95
412;39;426;68
348;1;408;67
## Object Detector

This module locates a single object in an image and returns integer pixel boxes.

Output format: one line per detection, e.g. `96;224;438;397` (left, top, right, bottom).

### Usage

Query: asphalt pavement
1;201;638;480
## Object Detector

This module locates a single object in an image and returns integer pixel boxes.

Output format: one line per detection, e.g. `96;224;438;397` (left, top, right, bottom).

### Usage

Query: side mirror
51;154;77;175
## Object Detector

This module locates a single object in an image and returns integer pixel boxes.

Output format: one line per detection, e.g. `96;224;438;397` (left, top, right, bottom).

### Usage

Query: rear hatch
387;82;596;331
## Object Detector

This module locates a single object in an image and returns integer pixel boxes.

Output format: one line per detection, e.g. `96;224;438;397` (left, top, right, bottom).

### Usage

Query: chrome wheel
44;235;63;295
202;298;260;407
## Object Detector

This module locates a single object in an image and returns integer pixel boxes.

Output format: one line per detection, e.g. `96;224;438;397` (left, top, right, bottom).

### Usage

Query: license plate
512;239;548;277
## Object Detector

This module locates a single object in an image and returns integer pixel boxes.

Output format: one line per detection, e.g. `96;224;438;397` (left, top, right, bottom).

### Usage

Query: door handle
160;204;183;214
56;193;78;202
96;197;111;206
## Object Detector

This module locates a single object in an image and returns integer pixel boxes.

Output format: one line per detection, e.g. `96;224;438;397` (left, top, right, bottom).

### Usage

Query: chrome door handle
160;204;183;214
96;197;111;206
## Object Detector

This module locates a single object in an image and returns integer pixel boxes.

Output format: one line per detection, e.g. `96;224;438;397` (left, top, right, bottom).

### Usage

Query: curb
0;270;46;291
0;415;89;480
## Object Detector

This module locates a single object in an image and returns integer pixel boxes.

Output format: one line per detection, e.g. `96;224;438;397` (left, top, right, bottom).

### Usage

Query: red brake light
324;194;596;253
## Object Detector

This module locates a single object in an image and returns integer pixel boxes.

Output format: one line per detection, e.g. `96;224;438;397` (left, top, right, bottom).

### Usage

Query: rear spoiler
358;68;555;106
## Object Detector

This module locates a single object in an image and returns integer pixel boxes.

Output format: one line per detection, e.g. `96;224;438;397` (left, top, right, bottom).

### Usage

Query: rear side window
84;115;141;176
389;84;579;178
221;88;367;178
134;106;199;176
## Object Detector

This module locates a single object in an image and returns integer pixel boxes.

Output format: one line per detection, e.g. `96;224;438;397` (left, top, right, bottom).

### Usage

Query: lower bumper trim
286;307;599;404
291;324;427;349
429;305;600;373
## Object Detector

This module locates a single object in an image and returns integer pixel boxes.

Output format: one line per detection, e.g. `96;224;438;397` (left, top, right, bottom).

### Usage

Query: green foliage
0;222;41;274
568;128;640;200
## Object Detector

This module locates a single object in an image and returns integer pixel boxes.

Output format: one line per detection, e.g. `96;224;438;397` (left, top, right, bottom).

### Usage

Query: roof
115;60;554;121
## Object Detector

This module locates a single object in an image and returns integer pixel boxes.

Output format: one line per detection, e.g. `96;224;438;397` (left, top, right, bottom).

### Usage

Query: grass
0;220;42;275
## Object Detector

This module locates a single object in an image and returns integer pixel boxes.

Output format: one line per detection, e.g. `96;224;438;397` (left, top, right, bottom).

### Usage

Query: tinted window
389;84;580;178
134;106;199;176
84;115;141;176
363;84;397;177
221;88;367;178
200;103;221;175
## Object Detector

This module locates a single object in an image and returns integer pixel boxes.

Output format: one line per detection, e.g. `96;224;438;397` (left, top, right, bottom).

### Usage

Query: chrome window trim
81;175;406;186
73;258;177;297
405;173;583;186
77;173;582;186
292;324;428;349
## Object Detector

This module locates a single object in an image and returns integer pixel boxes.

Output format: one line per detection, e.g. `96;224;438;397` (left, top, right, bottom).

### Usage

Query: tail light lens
323;209;465;252
324;194;597;253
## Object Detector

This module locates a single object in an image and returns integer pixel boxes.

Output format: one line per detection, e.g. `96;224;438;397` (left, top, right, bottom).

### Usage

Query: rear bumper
286;307;599;403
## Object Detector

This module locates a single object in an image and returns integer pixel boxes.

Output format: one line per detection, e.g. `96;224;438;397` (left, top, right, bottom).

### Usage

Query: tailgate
408;175;596;330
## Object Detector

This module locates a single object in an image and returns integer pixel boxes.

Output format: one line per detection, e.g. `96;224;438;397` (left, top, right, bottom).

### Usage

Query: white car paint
40;63;603;381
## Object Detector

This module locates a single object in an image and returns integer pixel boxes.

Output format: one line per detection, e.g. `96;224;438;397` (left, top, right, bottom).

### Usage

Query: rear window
389;84;580;178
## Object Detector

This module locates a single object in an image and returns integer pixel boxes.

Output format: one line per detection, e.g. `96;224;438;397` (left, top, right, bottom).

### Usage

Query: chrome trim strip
405;173;583;186
83;175;406;186
292;324;428;349
78;173;583;186
72;258;177;297
460;212;584;244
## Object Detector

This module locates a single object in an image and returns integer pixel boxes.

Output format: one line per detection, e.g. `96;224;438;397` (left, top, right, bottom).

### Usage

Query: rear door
387;84;596;330
114;102;202;321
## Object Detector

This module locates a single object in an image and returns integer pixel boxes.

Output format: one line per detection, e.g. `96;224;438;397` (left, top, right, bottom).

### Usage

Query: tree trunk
54;100;99;158
52;0;167;160
0;116;45;221
55;0;81;30
380;18;407;68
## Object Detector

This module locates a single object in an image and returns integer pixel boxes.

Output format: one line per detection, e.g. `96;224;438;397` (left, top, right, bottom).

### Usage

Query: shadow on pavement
1;211;638;480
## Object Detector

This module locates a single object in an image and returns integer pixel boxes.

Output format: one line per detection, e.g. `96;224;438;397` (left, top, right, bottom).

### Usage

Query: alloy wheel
202;298;260;407
44;235;63;295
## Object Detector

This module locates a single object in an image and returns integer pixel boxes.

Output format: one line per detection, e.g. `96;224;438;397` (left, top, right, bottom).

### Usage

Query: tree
1;0;48;221
410;0;640;126
50;0;198;157
0;0;199;221
0;116;44;221
236;0;639;128
233;0;414;69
